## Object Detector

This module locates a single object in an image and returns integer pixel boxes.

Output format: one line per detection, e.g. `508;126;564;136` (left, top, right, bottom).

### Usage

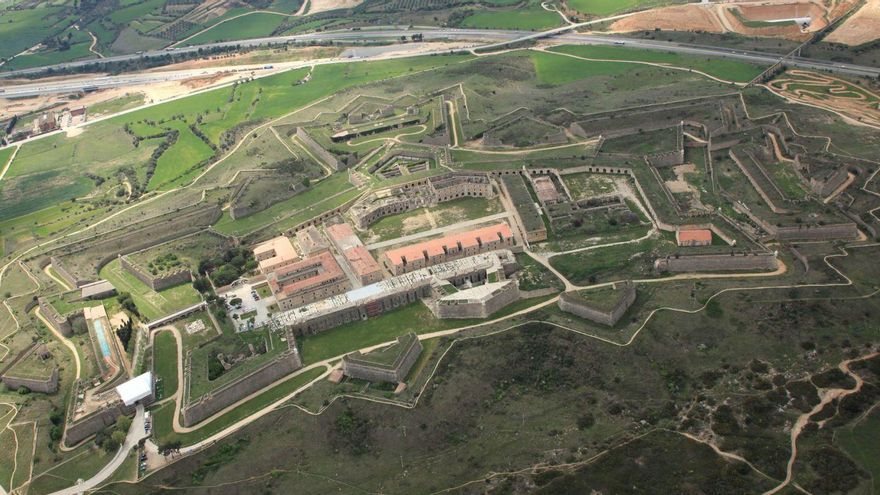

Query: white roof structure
116;372;153;406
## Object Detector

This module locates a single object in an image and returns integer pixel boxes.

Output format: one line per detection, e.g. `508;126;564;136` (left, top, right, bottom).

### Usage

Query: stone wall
557;282;636;326
773;223;859;241
289;286;432;336
38;297;73;336
1;368;59;394
64;402;133;446
296;127;342;171
119;254;192;291
343;337;423;383
49;256;80;288
0;343;60;393
655;252;778;273
433;280;520;319
181;348;303;427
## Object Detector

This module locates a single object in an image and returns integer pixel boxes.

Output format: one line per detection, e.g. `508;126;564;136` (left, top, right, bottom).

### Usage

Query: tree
109;430;126;450
116;415;132;432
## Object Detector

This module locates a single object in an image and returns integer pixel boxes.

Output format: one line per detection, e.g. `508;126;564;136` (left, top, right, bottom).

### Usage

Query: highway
1;26;879;99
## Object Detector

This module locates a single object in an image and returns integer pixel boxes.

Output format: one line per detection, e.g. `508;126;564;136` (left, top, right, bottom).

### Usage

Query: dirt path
33;308;81;382
43;264;72;291
0;144;19;183
87;31;104;58
446;100;460;147
763;350;880;495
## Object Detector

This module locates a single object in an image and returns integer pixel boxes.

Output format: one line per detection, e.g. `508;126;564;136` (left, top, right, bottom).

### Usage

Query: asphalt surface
1;27;878;98
49;404;148;495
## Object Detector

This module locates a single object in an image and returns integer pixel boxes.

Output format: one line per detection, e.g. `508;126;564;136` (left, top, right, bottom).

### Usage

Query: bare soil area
610;0;844;41
826;0;880;45
308;0;363;14
610;4;725;33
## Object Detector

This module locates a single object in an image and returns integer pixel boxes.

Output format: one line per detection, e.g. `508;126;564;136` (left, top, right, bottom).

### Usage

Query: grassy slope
529;50;635;85
461;5;563;30
183;12;288;45
567;0;669;16
153;330;179;399
2;54;472;222
148;120;215;190
549;45;765;83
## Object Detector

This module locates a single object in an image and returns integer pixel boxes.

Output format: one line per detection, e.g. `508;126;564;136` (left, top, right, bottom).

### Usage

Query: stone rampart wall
296;127;342;171
773;223;859;241
557;283;635;326
181;349;303;427
38;297;73;336
64;402;133;446
655;253;778;273
119;254;192;291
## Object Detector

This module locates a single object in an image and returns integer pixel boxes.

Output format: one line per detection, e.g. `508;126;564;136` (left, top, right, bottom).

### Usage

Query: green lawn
549;45;766;84
530;50;636;85
148;120;215;190
153;330;179;400
151;367;324;447
567;0;669;15
99;259;202;321
460;6;563;30
183;12;288;45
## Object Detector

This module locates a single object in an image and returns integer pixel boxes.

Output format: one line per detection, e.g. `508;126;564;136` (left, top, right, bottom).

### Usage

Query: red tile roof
677;229;712;245
383;223;512;267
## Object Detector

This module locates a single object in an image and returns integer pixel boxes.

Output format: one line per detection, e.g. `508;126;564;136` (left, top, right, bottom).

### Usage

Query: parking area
218;279;277;332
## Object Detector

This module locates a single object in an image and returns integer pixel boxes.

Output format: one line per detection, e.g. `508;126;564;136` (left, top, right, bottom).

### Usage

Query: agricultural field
566;0;673;16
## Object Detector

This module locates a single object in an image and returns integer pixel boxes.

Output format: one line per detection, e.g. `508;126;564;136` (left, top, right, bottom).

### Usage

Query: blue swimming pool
93;320;111;358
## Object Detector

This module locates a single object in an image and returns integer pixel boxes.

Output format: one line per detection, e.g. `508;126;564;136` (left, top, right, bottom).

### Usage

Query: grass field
567;0;669;15
89;93;146;116
530;50;636;85
549;45;766;83
460;5;563;30
153;330;179;400
148;120;215;190
99;259;202;321
183;12;289;45
298;302;464;364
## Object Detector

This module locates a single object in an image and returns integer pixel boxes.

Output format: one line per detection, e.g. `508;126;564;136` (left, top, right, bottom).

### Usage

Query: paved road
2;27;878;97
50;404;148;495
